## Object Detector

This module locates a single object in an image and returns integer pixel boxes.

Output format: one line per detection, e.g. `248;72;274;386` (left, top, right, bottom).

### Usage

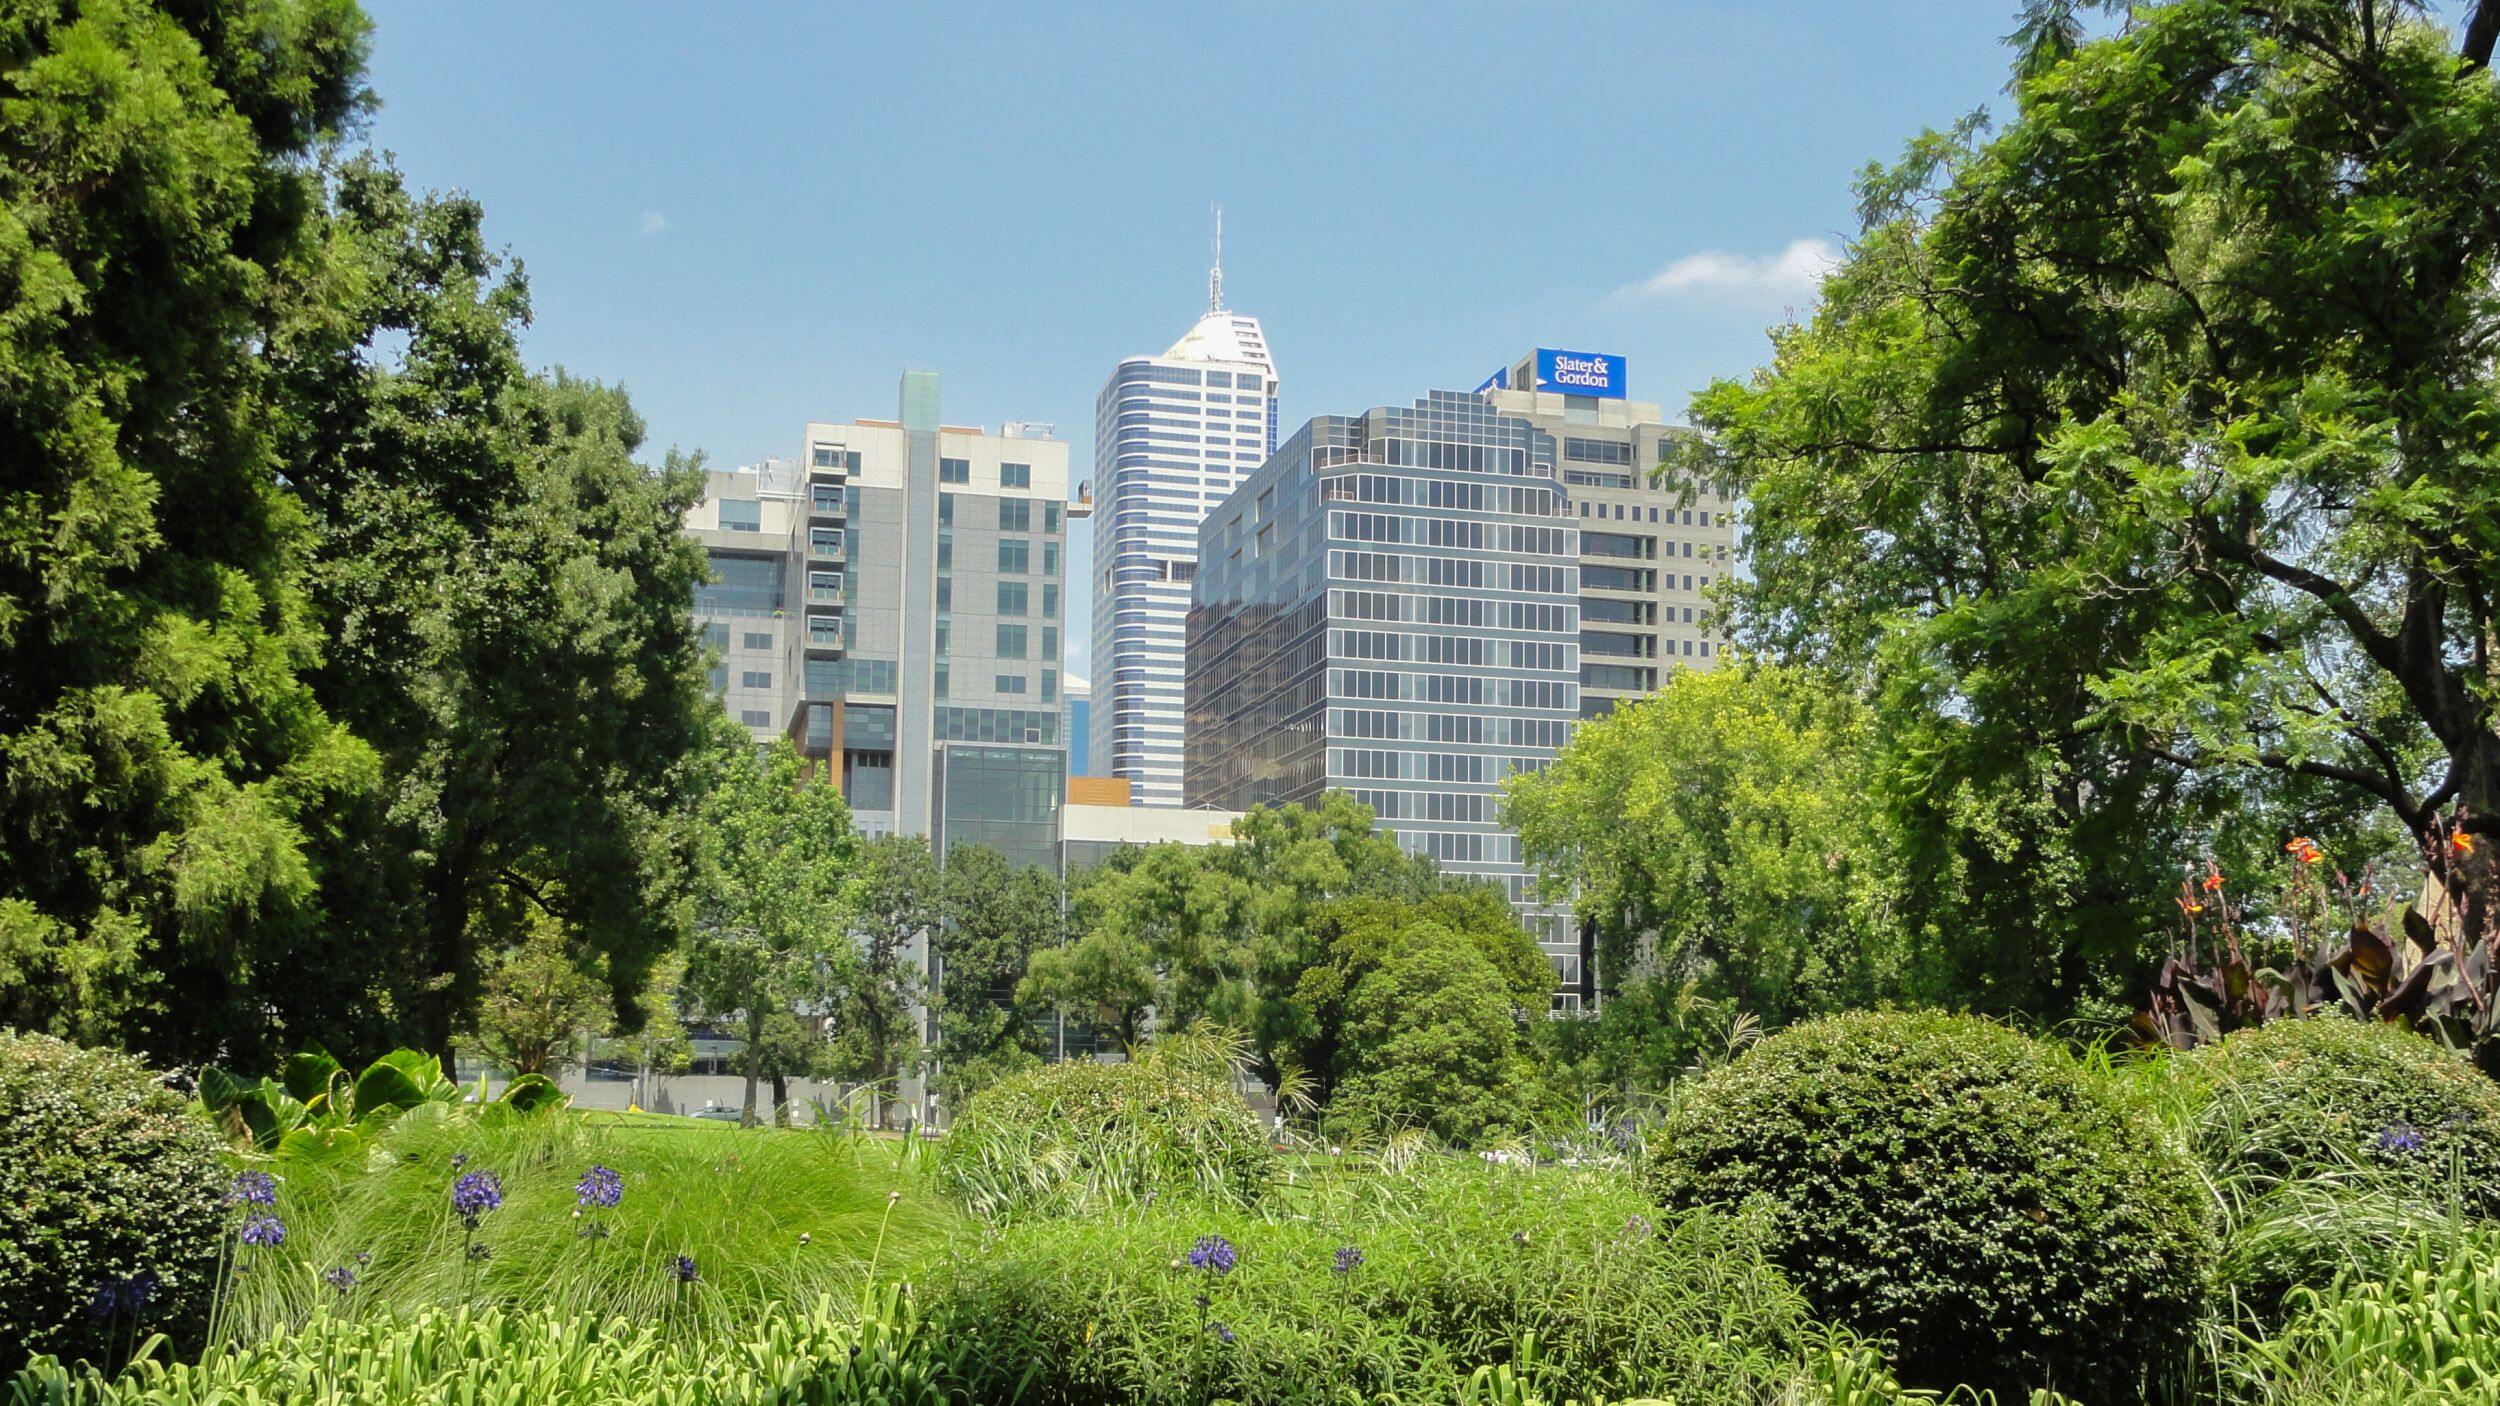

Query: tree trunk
741;1005;763;1128
770;1070;790;1126
2467;0;2500;69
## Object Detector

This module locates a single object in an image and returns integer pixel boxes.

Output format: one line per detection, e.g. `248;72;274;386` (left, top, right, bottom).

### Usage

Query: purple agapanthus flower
239;1215;286;1248
1186;1234;1236;1274
1332;1245;1364;1274
670;1254;700;1283
450;1153;470;1171
323;1265;357;1293
226;1171;277;1206
576;1164;624;1209
451;1170;504;1226
1208;1320;1236;1344
2377;1122;2427;1155
87;1272;159;1320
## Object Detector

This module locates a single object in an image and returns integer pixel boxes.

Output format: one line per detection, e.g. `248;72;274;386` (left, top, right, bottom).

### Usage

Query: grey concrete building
683;370;1082;870
1476;349;1735;716
1184;390;1590;1006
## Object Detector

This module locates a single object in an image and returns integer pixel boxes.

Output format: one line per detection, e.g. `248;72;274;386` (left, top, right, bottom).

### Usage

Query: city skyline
357;1;2022;668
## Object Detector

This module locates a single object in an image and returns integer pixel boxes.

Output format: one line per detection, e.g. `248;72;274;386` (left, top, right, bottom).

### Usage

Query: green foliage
1046;794;1503;1088
205;1113;955;1347
0;0;379;1056
920;1165;1814;1406
9;1286;961;1406
468;912;614;1079
685;734;861;1127
2221;1229;2500;1405
830;834;937;1124
929;844;1063;1100
1684;0;2500;1020
935;1036;1275;1220
1;1033;225;1373
195;1045;563;1166
0;3;715;1067
2177;1019;2500;1215
1286;895;1558;1145
1647;1011;2213;1399
1506;663;1924;1028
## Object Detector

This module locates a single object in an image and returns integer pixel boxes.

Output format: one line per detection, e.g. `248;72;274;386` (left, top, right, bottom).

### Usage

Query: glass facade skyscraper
1089;292;1278;808
1185;391;1589;1005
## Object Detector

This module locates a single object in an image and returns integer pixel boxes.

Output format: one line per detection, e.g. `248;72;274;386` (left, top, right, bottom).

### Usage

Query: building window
1001;462;1031;489
938;492;954;526
1042;583;1060;618
810;446;838;469
996;624;1028;658
700;623;730;650
742;631;773;649
739;709;772;727
718;500;762;532
934;663;948;698
935;577;952;609
999;499;1032;532
997;581;1028;615
1564;437;1634;465
1045;502;1061;532
1041;668;1058;702
740;670;773;689
999;538;1030;573
1041;625;1058;660
994;673;1027;694
1043;541;1059;576
934;619;949;656
939;457;970;484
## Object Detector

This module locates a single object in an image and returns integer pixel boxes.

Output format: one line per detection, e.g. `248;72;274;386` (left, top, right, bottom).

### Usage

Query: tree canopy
1680;0;2500;1003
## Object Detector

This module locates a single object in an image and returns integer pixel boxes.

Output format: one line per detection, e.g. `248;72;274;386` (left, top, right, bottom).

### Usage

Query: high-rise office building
1090;227;1279;806
684;371;1082;871
1476;349;1734;715
1185;391;1589;1005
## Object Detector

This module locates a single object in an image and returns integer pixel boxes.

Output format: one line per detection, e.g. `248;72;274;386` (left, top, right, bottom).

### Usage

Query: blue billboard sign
1473;365;1510;394
1533;348;1626;399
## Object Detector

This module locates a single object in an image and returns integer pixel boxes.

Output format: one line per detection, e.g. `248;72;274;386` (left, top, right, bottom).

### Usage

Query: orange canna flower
2201;870;2225;892
2176;895;2205;916
2454;831;2478;857
2285;836;2324;865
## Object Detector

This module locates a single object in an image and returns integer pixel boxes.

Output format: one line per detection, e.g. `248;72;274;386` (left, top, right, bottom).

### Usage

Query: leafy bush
8;1286;958;1405
0;1032;225;1373
1645;1011;2212;1400
209;1112;955;1345
920;1164;1814;1405
198;1045;566;1167
2222;1227;2500;1404
2178;1017;2500;1213
936;1037;1274;1219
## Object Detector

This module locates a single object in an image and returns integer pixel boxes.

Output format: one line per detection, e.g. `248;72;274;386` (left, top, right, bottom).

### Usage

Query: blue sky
360;1;2030;667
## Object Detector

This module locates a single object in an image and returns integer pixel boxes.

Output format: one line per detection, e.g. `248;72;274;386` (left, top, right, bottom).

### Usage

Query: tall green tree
1505;663;1924;1025
685;734;859;1127
0;0;378;1056
467;909;610;1078
273;161;716;1064
1683;0;2500;1003
929;843;1062;1099
831;832;935;1126
1313;896;1560;1145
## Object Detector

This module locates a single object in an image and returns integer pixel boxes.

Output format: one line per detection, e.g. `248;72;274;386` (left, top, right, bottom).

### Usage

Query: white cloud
1616;238;1839;301
639;210;668;236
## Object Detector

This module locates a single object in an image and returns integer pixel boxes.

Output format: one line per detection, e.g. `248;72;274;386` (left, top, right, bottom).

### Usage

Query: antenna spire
1208;203;1225;313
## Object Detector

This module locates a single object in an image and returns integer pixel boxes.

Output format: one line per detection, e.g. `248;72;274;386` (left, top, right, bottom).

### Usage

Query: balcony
807;486;846;526
802;612;844;658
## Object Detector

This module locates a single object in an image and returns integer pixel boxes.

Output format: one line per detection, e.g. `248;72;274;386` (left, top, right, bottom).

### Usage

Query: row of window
1332;667;1578;712
1329;511;1572;557
1332;590;1574;634
1330;708;1571;750
1331;550;1576;597
1316;473;1557;518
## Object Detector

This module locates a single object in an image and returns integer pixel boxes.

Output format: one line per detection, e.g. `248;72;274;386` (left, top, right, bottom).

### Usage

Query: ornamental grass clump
935;1043;1274;1220
2177;1016;2500;1213
1644;1010;2213;1401
0;1032;226;1374
921;1163;1813;1405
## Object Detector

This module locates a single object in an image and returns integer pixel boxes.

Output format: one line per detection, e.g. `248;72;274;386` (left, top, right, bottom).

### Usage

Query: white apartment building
1088;246;1279;807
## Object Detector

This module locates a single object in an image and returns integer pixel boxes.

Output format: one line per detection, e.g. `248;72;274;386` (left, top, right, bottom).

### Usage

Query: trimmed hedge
1645;1011;2213;1400
935;1053;1274;1220
0;1031;226;1372
2180;1016;2500;1210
